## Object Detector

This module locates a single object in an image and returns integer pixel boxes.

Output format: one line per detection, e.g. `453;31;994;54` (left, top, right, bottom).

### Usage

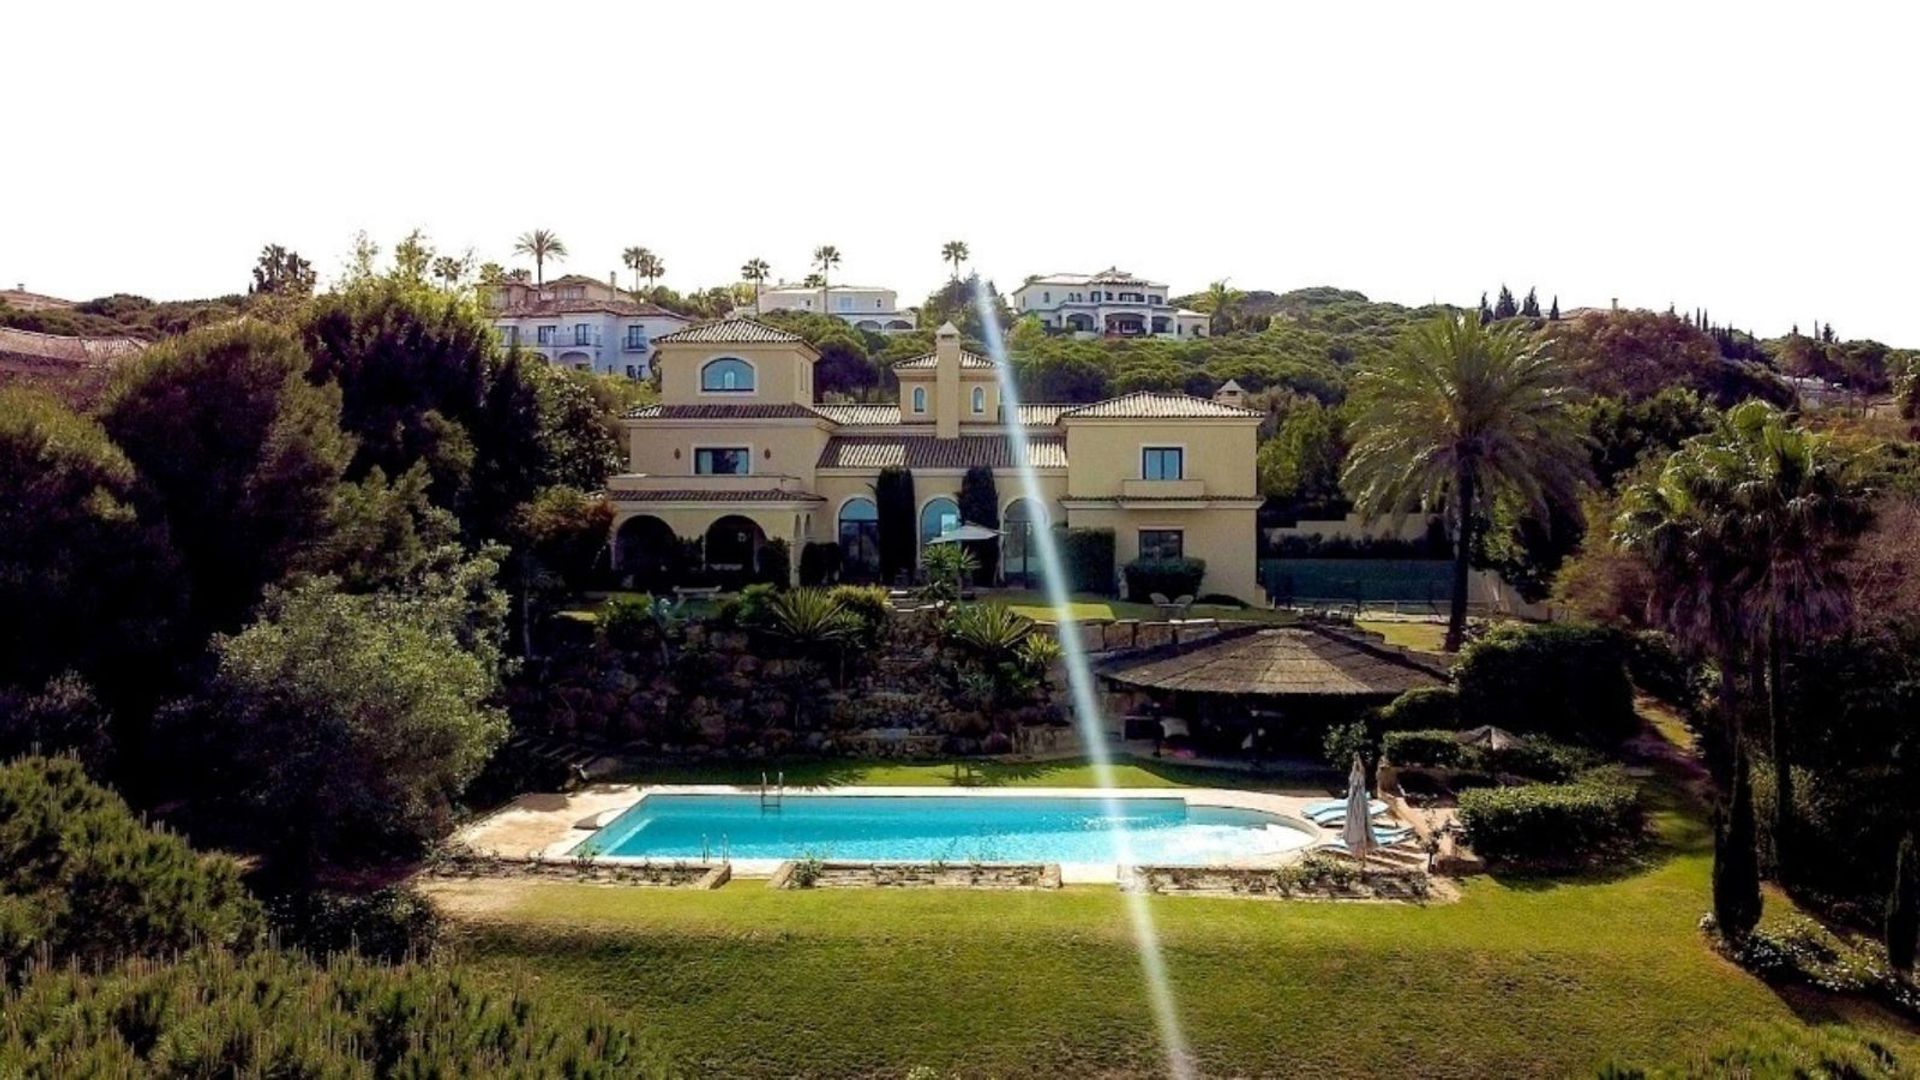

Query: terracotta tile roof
610;488;825;504
891;349;995;370
655;316;806;345
818;434;1067;470
624;403;825;420
813;403;902;425
1099;625;1449;698
495;299;687;319
1017;404;1072;425
0;327;146;368
1061;391;1261;419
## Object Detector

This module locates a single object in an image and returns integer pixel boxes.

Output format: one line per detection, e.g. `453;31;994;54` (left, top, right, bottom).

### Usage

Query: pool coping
454;784;1346;885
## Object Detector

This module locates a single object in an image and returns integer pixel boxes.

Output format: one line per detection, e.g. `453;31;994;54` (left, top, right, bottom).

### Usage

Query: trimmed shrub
755;537;791;588
826;584;892;649
0;756;264;978
263;885;441;963
798;541;841;587
875;466;916;584
1375;686;1459;733
1626;628;1695;705
1381;729;1466;768
1475;739;1597;783
1123;558;1207;602
1456;769;1642;868
1454;623;1636;745
1057;527;1115;594
715;582;780;631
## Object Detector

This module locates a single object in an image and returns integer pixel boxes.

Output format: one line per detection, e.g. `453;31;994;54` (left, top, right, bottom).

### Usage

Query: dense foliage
1057;527;1115;594
1456;769;1643;868
1454;623;1637;744
1121;558;1207;601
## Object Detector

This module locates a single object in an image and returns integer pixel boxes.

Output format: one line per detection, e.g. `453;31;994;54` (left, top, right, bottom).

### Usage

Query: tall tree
941;241;970;281
874;465;915;585
957;464;1000;585
1477;292;1493;325
1520;287;1542;318
622;246;647;292
102;321;351;642
812;245;841;315
512;229;567;286
1713;745;1763;939
740;257;771;314
250;244;316;297
1547;295;1560;321
1199;280;1244;335
391;229;434;283
1493;284;1519;321
1343;312;1588;650
1891;832;1918;972
637;250;665;290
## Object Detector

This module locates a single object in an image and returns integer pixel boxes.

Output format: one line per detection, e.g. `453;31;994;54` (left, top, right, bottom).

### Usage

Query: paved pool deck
455;784;1364;885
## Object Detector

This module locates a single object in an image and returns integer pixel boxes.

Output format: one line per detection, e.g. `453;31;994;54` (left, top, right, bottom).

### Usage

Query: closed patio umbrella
1341;754;1375;867
1457;725;1522;750
924;523;1002;544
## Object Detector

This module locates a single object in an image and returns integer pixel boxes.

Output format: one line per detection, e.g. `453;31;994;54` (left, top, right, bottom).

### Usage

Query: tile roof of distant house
0;288;74;312
496;299;687;319
818;434;1068;470
891;349;995;370
610;488;826;504
624;402;827;420
1061;391;1261;419
0;326;146;368
655;316;808;345
1016;404;1073;425
812;403;903;425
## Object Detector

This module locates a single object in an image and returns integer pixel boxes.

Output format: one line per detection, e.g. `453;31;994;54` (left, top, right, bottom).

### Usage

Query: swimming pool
574;793;1316;864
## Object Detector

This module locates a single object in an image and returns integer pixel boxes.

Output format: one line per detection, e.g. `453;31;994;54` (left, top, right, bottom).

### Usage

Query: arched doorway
614;515;678;590
919;497;961;553
1002;498;1047;587
838;497;881;582
705;515;766;583
1064;312;1095;333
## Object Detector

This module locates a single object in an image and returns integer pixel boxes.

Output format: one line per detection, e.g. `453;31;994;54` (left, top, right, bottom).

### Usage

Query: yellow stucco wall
1063;419;1259;498
1065;504;1260;602
626;420;828;486
655;341;816;405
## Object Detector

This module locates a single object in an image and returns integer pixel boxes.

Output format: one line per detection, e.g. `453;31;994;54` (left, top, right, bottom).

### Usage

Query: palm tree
1343;312;1588;651
767;588;861;701
622;247;647;292
637;250;665;290
740;257;771;315
812;245;841;315
430;255;464;290
941;241;970;281
512;229;567;286
1199;280;1244;335
1621;401;1867;872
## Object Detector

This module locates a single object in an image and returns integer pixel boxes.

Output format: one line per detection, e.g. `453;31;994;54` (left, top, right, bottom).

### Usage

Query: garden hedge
1457;770;1642;868
1123;558;1207;602
1056;527;1115;594
1454;623;1636;745
1376;686;1460;732
798;541;840;587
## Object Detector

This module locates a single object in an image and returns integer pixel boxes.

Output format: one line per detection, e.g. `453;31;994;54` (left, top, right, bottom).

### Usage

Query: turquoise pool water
576;794;1315;864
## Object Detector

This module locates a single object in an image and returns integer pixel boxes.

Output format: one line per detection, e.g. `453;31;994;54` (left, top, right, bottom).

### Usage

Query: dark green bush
0;948;672;1075
798;541;840;586
1476;740;1597;783
755;537;791;588
1123;558;1207;602
1375;686;1460;732
263;885;441;963
0;757;263;979
715;583;780;631
826;584;892;649
1057;527;1115;594
1626;629;1695;705
1381;729;1466;768
1457;769;1643;868
1455;623;1636;745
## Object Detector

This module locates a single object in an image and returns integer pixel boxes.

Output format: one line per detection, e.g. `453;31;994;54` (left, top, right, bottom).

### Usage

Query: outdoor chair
1172;594;1195;618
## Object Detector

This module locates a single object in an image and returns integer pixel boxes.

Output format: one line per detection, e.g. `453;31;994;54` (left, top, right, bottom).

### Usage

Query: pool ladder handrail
760;771;785;809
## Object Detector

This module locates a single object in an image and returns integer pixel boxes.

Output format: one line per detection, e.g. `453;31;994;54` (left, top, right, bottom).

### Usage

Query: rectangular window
498;325;518;346
536;325;557;345
624;364;640;379
837;296;853;311
694;447;751;475
1139;529;1184;561
573;324;592;346
1043;291;1050;303
624;325;647;350
1141;446;1184;480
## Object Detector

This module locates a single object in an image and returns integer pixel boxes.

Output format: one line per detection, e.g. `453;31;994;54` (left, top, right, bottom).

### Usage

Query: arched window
838;497;880;581
700;357;755;392
971;386;985;414
919;497;960;545
1003;498;1048;586
912;386;927;413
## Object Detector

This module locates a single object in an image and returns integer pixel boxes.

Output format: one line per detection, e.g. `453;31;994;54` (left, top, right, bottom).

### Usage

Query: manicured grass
599;755;1339;793
982;589;1297;626
436;743;1919;1077
1356;618;1451;653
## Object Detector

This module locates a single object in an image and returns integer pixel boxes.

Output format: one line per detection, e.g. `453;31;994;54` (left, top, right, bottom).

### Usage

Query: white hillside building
756;282;916;332
1012;268;1209;339
484;273;691;380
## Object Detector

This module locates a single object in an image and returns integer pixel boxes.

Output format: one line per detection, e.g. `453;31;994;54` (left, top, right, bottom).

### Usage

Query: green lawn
438;746;1918;1077
981;589;1297;626
1356;618;1451;653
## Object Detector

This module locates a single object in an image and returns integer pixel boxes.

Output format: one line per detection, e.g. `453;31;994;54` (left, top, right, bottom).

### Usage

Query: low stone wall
768;860;1061;891
425;847;732;889
1124;860;1435;902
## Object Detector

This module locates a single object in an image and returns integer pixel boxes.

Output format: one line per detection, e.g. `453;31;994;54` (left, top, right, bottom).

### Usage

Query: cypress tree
1477;292;1493;325
1889;832;1917;972
957;464;1000;585
1520;287;1541;318
874;466;916;585
1493;285;1518;320
1547;296;1560;321
1713;746;1763;940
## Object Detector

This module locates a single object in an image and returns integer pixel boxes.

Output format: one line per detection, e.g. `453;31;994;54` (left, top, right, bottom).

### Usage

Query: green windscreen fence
1258;558;1453;607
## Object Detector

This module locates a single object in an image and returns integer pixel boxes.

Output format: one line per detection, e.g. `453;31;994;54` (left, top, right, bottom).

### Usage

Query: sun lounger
1301;798;1388;819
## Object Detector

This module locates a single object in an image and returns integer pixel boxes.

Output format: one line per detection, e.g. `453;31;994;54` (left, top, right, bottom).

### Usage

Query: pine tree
1889;832;1917;972
1520;287;1541;318
1547;296;1560;321
1493;285;1518;320
1477;292;1493;325
1713;746;1763;940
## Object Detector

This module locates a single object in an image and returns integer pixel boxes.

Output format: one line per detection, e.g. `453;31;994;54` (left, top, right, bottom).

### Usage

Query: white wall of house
758;284;916;332
493;311;688;379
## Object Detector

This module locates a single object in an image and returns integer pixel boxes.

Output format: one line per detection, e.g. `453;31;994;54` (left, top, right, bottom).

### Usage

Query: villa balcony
607;473;812;496
1121;478;1206;499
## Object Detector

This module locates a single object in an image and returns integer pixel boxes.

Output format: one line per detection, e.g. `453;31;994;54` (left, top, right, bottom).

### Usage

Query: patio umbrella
1457;725;1522;750
924;523;1003;544
1341;753;1375;867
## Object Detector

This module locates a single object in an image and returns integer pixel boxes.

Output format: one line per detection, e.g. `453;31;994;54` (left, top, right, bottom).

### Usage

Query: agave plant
945;603;1035;664
767;588;860;691
920;544;979;604
1016;631;1063;675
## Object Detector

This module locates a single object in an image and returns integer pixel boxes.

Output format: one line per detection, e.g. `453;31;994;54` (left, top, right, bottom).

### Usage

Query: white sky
6;1;1917;343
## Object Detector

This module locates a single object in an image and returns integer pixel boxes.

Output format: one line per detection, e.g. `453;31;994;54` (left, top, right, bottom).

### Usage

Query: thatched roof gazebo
1096;623;1450;756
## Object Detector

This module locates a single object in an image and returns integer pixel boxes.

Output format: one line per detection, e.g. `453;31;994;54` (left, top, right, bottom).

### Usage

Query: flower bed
425;846;730;889
769;859;1061;891
1125;855;1437;902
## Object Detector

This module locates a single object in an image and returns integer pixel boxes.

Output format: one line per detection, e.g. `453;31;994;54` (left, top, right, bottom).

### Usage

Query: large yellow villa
608;317;1266;602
